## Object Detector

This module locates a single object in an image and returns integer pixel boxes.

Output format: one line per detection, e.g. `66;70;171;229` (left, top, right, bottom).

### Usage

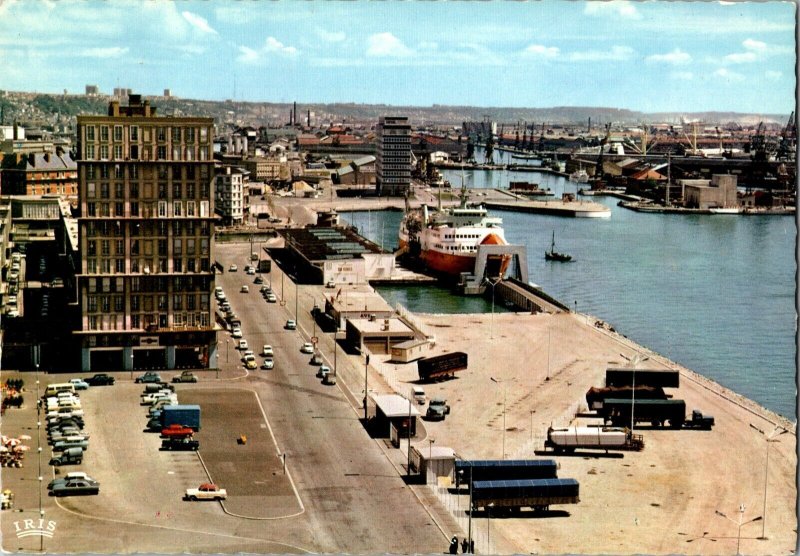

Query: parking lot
0;240;451;554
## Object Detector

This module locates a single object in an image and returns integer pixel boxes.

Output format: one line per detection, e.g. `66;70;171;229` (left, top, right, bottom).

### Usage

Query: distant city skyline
0;0;795;115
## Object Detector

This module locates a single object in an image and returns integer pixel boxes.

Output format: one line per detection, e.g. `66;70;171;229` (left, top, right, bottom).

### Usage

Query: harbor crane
592;123;611;184
776;111;796;161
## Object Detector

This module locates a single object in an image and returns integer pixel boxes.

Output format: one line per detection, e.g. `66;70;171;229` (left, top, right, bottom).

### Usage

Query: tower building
376;116;411;196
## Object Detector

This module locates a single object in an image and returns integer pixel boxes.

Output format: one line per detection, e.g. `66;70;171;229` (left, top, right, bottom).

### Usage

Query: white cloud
743;38;767;51
765;70;782;80
237;37;299;64
671;71;694;80
713;68;745;82
366;32;413;57
316;28;346;43
646;48;691;65
522;44;560;58
80;47;130;58
569;45;635;62
724;52;757;64
181;11;217;35
584;1;641;20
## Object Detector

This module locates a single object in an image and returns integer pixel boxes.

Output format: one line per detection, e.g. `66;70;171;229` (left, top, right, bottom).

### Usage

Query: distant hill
0;89;788;130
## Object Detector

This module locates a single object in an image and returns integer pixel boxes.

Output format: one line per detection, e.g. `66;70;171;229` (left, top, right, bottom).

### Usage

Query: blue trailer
454;459;558;488
471;478;580;512
160;405;201;431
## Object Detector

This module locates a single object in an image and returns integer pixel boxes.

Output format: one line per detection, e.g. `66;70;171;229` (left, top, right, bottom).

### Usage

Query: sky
0;0;796;114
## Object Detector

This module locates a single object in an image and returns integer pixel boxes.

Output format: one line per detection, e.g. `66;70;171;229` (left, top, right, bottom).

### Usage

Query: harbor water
342;169;797;420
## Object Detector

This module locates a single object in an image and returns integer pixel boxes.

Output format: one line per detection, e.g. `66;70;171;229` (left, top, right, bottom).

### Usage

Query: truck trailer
417;352;468;382
600;398;686;428
160;405;201;431
471;478;580;512
605;368;680;388
585;385;669;410
454;459;558;488
544;426;644;453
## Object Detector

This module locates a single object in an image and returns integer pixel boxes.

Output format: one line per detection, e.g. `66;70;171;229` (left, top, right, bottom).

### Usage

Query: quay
483;198;611;218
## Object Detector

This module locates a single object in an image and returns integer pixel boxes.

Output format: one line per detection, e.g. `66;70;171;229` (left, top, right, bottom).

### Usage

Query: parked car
46;407;85;419
238;339;248;351
161;437;199;451
172;371;198;383
68;378;90;390
48;472;96;491
53;439;89;452
322;372;337;386
254;276;264;284
266;293;277;303
261;345;274;357
325;280;336;288
300;342;314;354
135;372;163;384
310;351;323;365
50;479;99;497
426;398;451;421
242;349;255;361
228;264;238;272
231;327;243;339
285;319;297;330
259;285;271;294
246;267;256;276
184;483;227;501
244;358;258;370
49;447;83;466
85;373;115;386
240;285;249;293
161;424;195;438
316;365;331;379
261;359;274;370
214;286;224;298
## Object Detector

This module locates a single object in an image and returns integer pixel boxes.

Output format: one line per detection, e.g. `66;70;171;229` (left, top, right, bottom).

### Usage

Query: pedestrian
461;538;468;553
469;540;475;553
449;536;458;555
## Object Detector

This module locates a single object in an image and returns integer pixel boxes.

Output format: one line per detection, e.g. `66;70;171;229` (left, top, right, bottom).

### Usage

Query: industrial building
682;174;738;209
376;116;411;196
74;95;218;372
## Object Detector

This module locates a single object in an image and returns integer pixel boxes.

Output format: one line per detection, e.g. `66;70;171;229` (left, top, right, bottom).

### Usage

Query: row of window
87;293;210;313
83;220;211;238
86;179;208;199
434;244;477;252
86;237;210;257
86;312;210;332
85;200;210;218
444;233;482;240
84;125;209;144
85;163;210;181
84;275;212;293
84;144;210;162
84;257;211;274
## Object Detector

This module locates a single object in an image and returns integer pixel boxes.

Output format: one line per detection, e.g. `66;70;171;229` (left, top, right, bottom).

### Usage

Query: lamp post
333;327;338;377
294;280;299;322
758;426;789;539
226;339;230;363
715;505;762;556
490;377;507;459
406;396;412;477
620;353;649;433
484;277;501;340
364;354;370;421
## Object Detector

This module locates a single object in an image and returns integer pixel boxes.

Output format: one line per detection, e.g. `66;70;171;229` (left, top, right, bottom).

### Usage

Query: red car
160;424;194;439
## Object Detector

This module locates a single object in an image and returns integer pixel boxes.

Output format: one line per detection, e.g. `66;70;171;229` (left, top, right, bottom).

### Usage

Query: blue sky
0;0;795;114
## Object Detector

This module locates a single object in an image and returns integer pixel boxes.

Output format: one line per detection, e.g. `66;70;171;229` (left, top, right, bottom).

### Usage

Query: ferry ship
399;187;510;278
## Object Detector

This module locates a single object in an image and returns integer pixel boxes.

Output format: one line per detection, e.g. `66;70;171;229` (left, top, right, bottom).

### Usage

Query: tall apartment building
75;95;217;372
215;166;245;225
375;116;411;196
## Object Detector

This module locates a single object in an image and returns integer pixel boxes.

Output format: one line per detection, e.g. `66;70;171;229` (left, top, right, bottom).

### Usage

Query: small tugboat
545;231;572;262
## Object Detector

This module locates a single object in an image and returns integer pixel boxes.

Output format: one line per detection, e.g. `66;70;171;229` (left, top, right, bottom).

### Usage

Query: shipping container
605;368;680;388
585;385;668;410
454;459;558;487
600;398;685;428
471;478;580;512
417;352;468;382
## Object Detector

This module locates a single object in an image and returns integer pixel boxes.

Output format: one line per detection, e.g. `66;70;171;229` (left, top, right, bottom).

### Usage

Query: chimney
13;121;18;140
108;101;120;116
293;102;297;126
44;153;51;163
307;110;311;127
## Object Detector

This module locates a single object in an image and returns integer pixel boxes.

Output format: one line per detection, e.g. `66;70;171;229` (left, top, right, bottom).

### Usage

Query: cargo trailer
454;459;558;488
544;426;644;453
471;478;580;512
418;352;468;382
585;385;669;410
605;368;680;388
600;398;686;428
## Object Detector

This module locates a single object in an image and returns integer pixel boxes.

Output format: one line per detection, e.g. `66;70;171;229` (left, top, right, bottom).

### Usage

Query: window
187;183;195;198
173;183;181;199
172;127;181;142
200;238;209;255
186;166;195;179
130;126;139;141
100;183;109;199
158;295;168;311
186;238;195;255
87;183;96;198
173;294;182;310
186;127;195;142
199;127;208;142
88;296;97;312
101;297;110;312
187;259;196;272
100;145;109;160
86;126;95;141
131;315;140;329
100;126;109;141
172;146;180;160
114;145;123;160
100;165;110;179
130;202;139;216
157;127;166;141
157;146;167;160
131;296;139;311
173;258;182;272
115;182;124;198
173;201;182;217
87;259;97;273
158;239;167;256
86;165;96;179
86;145;95;159
187;294;196;310
113;126;123;141
158;201;167;217
114;296;124;312
101;259;111;273
173;238;182;255
131;240;140;256
186;201;196;216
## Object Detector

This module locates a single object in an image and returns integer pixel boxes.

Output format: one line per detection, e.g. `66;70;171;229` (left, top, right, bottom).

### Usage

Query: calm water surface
342;169;797;419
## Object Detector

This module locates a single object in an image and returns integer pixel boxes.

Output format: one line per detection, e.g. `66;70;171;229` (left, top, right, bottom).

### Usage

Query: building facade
376;116;411;196
75;95;217;372
214;166;245;225
0;150;78;196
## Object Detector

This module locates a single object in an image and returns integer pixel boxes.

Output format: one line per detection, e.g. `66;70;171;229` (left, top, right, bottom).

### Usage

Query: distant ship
399;183;510;278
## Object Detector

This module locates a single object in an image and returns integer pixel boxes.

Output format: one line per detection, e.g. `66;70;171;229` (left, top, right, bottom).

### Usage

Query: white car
262;345;274;357
300;342;314;354
69;378;90;390
246;267;256;275
46;407;85;418
231;328;243;338
238;339;248;351
285;319;297;330
266;293;277;303
242;349;255;360
261;359;274;370
240;285;249;293
184;483;227;501
229;264;238;272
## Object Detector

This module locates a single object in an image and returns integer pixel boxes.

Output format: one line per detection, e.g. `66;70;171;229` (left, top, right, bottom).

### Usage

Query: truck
605;368;680;389
258;259;271;273
544;426;644;453
683;409;715;430
417;352;468;382
470;478;580;513
585;385;668;411
160;405;201;431
426;398;451;420
454;459;558;488
600;398;686;428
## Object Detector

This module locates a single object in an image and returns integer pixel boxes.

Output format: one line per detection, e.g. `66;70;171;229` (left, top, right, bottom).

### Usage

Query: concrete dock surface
371;310;796;555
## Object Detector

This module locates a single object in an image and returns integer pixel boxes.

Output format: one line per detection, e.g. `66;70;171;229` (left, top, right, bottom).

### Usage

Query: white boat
709;207;742;214
569;168;590;184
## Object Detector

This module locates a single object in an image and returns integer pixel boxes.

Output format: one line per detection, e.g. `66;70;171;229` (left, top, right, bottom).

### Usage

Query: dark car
161;438;200;451
135;372;163;384
48;472;97;491
85;374;115;386
50;479;99;497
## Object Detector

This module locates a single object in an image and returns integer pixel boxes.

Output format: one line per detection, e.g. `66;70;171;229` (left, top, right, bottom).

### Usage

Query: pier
483;198;611;218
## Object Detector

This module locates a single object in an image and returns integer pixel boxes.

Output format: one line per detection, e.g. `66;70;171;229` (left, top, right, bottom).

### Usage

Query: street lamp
757;425;789;539
364;354;370;421
620;353;649;433
490;377;507;459
715;505;762;556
